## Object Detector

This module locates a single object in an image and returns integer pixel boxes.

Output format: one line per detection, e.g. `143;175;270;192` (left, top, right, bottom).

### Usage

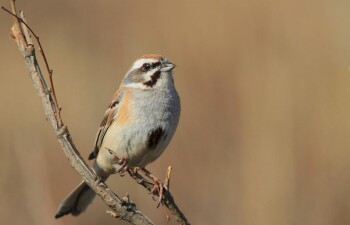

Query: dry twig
2;1;190;225
2;1;152;224
129;169;190;225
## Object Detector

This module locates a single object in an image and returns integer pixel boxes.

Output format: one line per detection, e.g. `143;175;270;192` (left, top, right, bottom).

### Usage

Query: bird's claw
106;147;129;176
115;157;128;176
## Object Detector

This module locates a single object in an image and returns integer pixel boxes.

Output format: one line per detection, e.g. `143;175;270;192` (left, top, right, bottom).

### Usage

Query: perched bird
55;54;181;218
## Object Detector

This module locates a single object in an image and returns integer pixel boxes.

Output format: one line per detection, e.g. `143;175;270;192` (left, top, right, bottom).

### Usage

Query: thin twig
129;170;191;225
2;5;61;126
2;1;190;225
3;2;153;225
165;166;172;190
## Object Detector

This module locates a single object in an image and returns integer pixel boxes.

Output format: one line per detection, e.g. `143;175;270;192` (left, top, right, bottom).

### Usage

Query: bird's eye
141;63;151;71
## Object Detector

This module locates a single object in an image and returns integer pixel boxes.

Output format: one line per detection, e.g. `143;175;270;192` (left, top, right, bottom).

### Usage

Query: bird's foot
106;148;129;177
115;157;128;176
140;168;167;207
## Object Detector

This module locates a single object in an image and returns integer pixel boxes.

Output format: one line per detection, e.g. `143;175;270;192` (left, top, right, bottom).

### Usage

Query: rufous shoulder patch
115;89;132;125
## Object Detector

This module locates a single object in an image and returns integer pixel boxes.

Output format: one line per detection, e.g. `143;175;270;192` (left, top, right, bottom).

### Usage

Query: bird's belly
97;116;175;170
97;88;180;172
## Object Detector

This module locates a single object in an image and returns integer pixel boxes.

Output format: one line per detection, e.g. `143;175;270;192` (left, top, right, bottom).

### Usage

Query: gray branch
4;1;190;224
6;1;153;224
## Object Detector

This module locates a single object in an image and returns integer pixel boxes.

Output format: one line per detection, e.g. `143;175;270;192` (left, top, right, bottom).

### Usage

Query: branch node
98;180;108;188
122;193;130;203
106;210;120;218
24;44;34;57
4;1;189;224
121;195;136;212
57;125;68;137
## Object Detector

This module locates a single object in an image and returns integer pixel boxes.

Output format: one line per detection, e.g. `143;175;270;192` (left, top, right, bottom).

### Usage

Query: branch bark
129;170;190;225
4;2;153;225
3;1;190;225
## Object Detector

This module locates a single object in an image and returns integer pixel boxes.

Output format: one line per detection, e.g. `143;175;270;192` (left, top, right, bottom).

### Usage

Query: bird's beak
160;62;176;72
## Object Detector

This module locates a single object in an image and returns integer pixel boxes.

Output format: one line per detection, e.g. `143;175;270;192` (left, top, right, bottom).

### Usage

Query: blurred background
1;0;350;224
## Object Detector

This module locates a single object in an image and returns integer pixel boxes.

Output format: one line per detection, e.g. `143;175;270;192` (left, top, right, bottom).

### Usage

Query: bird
55;54;181;218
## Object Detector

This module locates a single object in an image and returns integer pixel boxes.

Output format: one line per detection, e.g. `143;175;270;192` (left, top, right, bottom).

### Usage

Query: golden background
1;0;350;224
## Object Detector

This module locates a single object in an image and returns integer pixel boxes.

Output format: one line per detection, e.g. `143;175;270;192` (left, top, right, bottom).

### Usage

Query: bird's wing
88;87;126;160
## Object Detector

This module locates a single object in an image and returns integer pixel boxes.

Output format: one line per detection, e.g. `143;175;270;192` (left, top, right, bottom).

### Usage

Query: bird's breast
99;87;180;169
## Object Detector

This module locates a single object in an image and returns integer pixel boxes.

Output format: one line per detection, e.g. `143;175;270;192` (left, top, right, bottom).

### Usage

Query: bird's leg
106;148;129;176
140;168;165;206
131;166;173;220
115;157;128;176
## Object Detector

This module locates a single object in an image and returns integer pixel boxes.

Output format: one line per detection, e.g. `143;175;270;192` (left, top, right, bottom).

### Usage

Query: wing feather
88;88;125;160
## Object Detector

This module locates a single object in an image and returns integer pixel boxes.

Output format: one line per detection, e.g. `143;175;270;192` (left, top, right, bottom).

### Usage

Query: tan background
1;0;350;225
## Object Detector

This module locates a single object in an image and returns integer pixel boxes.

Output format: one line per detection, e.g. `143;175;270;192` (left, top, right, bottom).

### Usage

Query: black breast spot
147;127;164;149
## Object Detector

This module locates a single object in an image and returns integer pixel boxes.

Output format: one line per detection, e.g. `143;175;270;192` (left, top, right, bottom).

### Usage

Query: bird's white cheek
123;82;148;89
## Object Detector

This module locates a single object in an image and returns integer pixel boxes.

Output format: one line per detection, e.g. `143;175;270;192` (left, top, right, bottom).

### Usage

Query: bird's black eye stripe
141;62;161;71
152;62;161;68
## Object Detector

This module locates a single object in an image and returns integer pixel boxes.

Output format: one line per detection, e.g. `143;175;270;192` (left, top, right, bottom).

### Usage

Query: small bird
55;54;181;218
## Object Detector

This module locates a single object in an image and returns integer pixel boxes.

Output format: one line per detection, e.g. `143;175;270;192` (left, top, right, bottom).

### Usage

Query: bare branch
2;4;61;126
2;1;190;225
129;169;190;225
2;2;153;225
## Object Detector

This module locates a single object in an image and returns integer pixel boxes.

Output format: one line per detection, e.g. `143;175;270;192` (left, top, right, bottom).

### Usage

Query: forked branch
2;1;153;225
2;1;190;225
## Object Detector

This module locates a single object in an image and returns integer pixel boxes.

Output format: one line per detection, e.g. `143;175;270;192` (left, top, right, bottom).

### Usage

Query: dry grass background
1;0;350;225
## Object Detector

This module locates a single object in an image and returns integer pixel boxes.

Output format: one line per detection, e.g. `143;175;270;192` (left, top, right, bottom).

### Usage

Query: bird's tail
55;168;109;219
55;180;96;218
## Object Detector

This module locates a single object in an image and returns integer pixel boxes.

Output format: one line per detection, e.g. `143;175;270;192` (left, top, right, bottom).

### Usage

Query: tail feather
55;181;96;218
56;163;109;218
